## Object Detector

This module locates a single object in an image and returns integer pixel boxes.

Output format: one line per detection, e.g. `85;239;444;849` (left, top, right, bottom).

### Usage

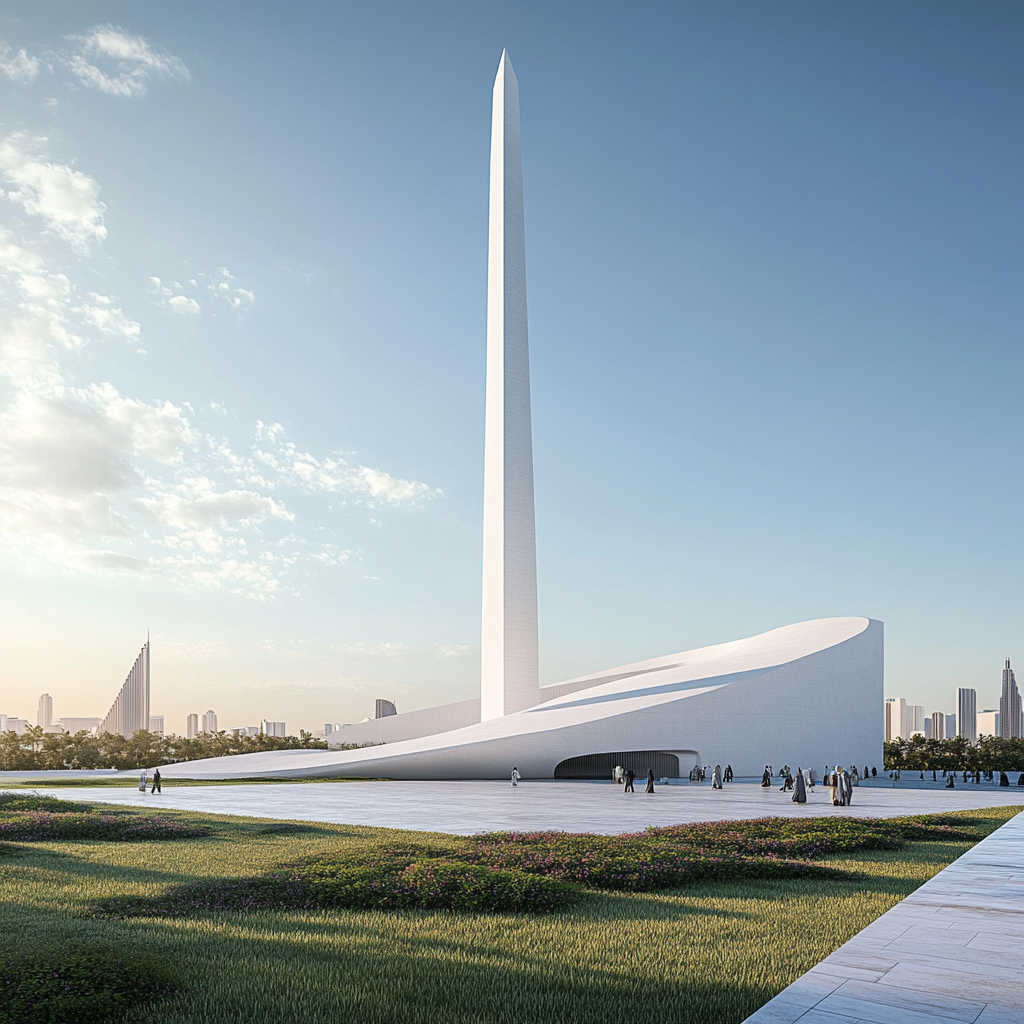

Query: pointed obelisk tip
497;48;516;78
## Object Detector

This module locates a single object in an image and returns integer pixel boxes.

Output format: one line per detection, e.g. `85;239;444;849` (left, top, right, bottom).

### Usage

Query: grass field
2;803;1019;1024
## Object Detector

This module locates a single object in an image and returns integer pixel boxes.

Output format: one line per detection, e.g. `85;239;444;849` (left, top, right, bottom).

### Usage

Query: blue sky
0;2;1020;733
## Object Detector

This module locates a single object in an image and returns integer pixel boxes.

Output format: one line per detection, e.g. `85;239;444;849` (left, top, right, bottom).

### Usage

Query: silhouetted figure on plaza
761;766;771;787
792;768;807;803
646;768;655;794
841;767;853;806
724;764;733;782
871;767;877;778
151;769;161;794
510;766;520;787
138;770;147;793
711;764;723;789
624;768;635;793
864;766;869;780
945;774;955;788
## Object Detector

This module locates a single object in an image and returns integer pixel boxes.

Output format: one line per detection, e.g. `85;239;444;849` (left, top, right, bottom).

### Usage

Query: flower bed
0;801;210;842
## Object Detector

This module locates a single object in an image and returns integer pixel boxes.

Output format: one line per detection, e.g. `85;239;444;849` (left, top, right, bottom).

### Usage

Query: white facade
481;51;540;721
37;693;53;728
976;710;999;738
186;713;199;739
201;710;218;734
957;688;977;741
99;640;150;738
163;617;883;781
261;720;286;738
149;715;164;736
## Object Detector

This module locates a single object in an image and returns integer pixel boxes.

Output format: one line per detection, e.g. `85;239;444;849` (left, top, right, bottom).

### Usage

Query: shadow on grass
123;909;779;1024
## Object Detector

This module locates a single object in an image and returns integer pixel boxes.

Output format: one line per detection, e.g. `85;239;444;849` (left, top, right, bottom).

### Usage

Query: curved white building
162;617;882;780
165;55;883;783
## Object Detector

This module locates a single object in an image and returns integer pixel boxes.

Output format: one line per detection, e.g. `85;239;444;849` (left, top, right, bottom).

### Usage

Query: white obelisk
481;51;540;720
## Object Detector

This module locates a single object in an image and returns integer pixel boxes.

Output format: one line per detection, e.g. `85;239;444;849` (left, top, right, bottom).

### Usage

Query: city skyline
0;4;1022;731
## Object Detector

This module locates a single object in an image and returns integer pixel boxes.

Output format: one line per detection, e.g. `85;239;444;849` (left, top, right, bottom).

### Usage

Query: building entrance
554;751;682;780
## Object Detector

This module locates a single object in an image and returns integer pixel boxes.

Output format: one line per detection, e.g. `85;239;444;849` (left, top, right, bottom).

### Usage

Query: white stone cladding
481;50;540;721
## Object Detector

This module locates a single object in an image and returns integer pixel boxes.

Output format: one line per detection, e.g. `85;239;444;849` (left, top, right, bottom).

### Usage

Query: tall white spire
480;50;540;720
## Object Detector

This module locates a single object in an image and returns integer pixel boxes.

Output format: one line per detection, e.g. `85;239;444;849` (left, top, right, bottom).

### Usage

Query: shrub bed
0;940;175;1024
95;843;577;917
89;812;984;919
0;792;210;842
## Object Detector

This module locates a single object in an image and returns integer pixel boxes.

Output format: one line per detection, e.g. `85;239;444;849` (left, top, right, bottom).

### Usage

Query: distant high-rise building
945;713;956;738
956;688;977;742
149;715;164;736
884;699;895;741
977;710;999;738
201;710;218;734
912;705;925;735
885;698;905;741
375;699;397;719
930;712;945;741
37;693;53;728
0;714;7;733
261;720;286;738
999;659;1021;739
99;639;150;738
924;718;932;739
186;713;199;739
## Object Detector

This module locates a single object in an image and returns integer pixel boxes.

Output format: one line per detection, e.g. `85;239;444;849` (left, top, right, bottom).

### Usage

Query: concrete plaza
19;779;1023;834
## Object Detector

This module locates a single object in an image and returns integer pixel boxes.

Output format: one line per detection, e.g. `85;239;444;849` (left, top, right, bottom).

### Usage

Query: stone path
14;779;1023;835
742;810;1023;1024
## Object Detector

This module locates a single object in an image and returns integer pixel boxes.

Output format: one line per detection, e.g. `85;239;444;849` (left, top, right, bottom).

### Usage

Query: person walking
761;766;771;787
724;764;733;782
806;767;815;790
645;768;655;794
510;766;520;787
841;767;852;806
138;769;147;793
827;766;839;805
792;767;807;804
624;767;635;793
711;764;723;789
151;769;161;794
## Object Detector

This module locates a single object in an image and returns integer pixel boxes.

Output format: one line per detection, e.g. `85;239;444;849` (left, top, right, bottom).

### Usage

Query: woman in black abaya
761;766;771;787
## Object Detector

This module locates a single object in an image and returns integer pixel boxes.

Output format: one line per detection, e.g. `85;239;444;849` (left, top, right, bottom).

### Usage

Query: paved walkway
15;780;1023;835
743;810;1023;1024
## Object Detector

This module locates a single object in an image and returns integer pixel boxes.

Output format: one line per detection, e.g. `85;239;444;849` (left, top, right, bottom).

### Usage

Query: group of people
137;768;162;793
756;763;858;806
611;765;657;793
690;764;734;784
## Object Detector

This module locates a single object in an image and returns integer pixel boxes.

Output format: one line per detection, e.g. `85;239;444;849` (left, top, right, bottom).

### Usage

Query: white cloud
148;276;202;316
0;44;39;82
168;294;201;315
434;644;472;661
136;486;293;529
253;421;438;506
0;134;437;599
65;26;188;98
0;133;107;249
206;267;254;312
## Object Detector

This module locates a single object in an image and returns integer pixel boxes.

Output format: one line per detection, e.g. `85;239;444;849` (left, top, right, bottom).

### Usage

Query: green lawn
2;804;1019;1024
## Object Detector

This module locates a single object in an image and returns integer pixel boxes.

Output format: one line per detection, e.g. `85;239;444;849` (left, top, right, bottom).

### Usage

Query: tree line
884;734;1024;773
0;727;331;772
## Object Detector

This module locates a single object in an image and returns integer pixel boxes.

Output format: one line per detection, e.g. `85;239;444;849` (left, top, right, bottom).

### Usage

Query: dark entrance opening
554;751;680;780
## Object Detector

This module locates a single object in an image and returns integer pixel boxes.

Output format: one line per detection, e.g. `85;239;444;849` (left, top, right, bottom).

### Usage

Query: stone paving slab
9;779;1022;835
742;811;1023;1024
